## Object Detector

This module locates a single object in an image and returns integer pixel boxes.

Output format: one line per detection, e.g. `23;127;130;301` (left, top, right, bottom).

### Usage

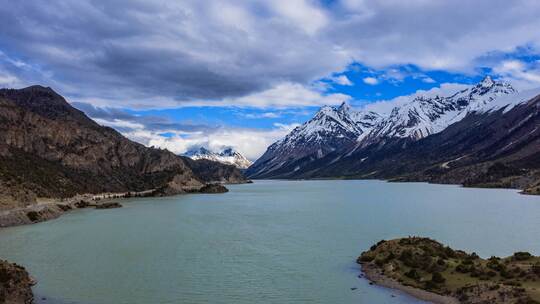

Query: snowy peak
479;75;494;87
337;101;351;113
362;77;517;141
279;101;383;150
184;147;252;169
184;147;212;157
247;76;530;179
248;101;383;176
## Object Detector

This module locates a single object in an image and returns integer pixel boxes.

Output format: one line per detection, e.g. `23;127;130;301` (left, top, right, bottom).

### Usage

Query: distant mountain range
0;86;247;210
184;147;252;169
247;77;540;194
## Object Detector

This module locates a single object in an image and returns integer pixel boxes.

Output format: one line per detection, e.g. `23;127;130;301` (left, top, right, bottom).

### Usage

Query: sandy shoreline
360;263;460;304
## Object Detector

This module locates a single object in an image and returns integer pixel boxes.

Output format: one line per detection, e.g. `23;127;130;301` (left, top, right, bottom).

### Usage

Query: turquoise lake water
0;180;539;304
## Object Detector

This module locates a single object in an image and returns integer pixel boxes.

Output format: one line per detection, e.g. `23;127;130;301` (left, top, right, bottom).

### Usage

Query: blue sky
1;0;540;159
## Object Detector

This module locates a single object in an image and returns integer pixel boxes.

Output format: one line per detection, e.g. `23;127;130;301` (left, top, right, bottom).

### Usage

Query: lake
0;180;539;304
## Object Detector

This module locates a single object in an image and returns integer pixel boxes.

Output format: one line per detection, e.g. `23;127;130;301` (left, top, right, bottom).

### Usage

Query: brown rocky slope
0;85;247;211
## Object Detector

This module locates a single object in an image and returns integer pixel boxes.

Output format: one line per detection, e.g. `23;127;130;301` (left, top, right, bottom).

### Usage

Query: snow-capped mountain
184;147;252;169
247;76;522;179
359;76;516;144
246;102;382;177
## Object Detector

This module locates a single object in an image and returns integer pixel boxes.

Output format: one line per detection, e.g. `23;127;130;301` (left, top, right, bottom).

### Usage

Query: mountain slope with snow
304;93;540;194
359;76;516;145
246;102;382;178
184;147;252;169
247;77;537;181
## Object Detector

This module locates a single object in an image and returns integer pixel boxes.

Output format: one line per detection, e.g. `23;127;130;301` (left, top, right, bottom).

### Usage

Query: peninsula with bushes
358;237;540;304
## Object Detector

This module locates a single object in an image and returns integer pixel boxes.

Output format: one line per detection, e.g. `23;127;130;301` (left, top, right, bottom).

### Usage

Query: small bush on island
431;272;446;284
405;268;421;281
358;254;374;263
533;263;540;276
513;252;533;261
370;240;386;251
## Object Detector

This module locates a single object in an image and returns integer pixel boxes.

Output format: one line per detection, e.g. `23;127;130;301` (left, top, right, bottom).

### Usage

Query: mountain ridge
246;78;540;194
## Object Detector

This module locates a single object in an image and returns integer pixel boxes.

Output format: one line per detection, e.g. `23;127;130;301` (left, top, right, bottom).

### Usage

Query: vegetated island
358;237;540;304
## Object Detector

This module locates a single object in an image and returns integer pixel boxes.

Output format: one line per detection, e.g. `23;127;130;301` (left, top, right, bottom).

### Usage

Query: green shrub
456;263;472;273
384;252;395;263
26;211;39;222
370;240;386;251
500;268;514;279
359;254;375;263
424;280;437;290
431;272;446;284
532;263;540;276
487;259;504;272
444;246;456;258
513;252;532;261
405;268;421;281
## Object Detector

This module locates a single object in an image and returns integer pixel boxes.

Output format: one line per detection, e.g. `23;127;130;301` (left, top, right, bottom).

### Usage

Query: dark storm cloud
0;0;344;107
1;0;540;108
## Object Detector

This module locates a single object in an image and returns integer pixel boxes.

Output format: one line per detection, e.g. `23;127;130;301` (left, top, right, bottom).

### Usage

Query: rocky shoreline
0;181;247;228
0;259;35;304
0;189;158;228
361;262;459;304
358;237;540;304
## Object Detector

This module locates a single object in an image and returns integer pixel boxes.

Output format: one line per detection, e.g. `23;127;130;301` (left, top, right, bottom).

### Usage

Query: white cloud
363;77;379;85
94;116;298;160
93;118;146;130
72;82;351;110
180;82;351;109
242;112;281;119
332;75;354;86
0;72;24;87
3;0;540;109
493;59;540;89
421;77;436;83
267;0;329;35
146;125;297;161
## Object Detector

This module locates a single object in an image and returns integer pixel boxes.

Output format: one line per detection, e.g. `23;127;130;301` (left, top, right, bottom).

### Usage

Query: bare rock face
0;181;37;211
0;85;247;210
0;260;34;304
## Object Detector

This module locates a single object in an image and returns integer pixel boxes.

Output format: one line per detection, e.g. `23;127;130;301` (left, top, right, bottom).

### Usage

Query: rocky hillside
0;86;247;210
247;78;540;194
